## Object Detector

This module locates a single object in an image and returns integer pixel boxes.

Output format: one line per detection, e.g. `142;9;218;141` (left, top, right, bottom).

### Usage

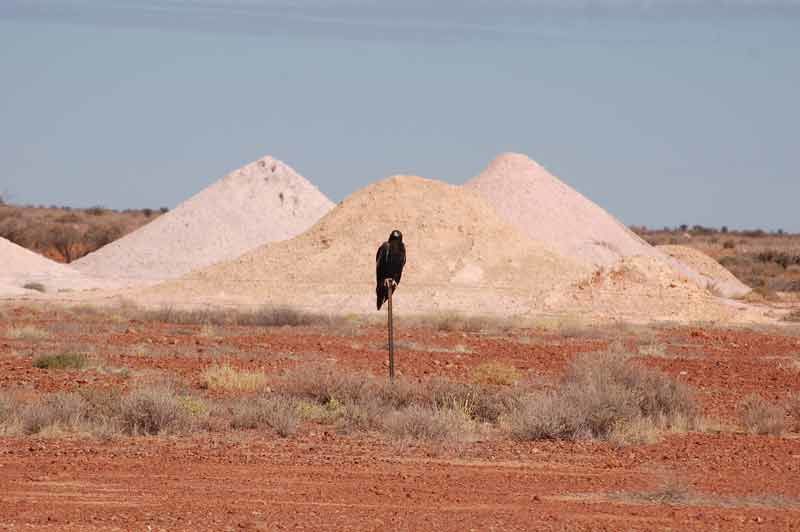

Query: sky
1;1;799;231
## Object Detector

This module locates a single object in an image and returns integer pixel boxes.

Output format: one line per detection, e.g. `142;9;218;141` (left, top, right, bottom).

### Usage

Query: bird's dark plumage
376;230;406;310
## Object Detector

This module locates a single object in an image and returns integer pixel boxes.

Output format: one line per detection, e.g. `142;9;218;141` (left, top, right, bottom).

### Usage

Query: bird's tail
376;285;386;310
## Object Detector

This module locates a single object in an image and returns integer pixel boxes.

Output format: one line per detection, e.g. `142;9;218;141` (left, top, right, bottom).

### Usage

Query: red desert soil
2;306;800;530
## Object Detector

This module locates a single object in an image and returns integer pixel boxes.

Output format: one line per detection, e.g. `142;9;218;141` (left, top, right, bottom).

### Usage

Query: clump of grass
21;393;87;435
281;364;375;404
511;350;698;443
118;385;192;435
6;326;48;341
230;395;301;437
471;361;521;386
202;364;267;392
32;352;88;370
739;394;786;436
137;305;341;328
23;282;46;293
383;405;473;442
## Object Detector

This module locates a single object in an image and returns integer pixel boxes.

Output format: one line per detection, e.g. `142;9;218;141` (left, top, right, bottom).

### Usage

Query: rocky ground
1;304;799;530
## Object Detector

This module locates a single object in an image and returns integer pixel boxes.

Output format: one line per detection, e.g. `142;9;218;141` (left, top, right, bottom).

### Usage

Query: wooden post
385;278;395;381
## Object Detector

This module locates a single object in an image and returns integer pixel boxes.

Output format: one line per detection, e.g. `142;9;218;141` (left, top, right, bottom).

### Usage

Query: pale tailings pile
464;153;663;267
74;156;334;284
0;237;103;296
658;245;750;298
132;175;592;316
545;255;764;324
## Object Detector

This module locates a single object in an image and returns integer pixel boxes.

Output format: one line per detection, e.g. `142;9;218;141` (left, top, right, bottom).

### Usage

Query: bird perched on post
376;229;406;310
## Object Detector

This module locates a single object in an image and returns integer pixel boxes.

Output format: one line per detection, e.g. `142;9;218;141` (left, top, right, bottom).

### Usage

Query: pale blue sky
1;1;798;231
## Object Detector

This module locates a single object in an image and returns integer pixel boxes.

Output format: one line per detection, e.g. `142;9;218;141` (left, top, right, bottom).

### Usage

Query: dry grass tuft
118;385;192;436
230;395;301;437
21;393;87;435
32;352;89;370
471;361;521;386
739;394;787;436
202;364;267;392
511;350;698;443
6;325;49;341
137;305;343;328
383;405;473;442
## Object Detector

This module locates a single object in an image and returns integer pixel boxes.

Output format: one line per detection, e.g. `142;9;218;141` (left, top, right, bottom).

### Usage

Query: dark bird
375;229;406;310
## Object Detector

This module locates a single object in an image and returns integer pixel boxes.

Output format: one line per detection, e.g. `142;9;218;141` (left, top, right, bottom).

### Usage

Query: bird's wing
376;242;389;268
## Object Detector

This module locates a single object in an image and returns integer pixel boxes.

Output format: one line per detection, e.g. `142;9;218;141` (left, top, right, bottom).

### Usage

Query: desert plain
1;154;799;531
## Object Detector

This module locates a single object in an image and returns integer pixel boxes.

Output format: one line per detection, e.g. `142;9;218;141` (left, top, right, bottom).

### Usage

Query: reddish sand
1;306;800;530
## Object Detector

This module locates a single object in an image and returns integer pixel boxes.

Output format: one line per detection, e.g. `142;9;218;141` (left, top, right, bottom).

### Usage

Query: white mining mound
74;156;334;284
132;175;592;316
465;153;749;299
0;237;99;296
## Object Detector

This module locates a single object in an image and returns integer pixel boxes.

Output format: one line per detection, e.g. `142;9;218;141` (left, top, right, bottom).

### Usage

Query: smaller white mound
658;245;750;298
465;153;660;267
546;255;764;324
74;156;334;284
0;237;101;296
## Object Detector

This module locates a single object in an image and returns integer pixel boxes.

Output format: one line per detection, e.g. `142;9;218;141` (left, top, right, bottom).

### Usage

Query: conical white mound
465;153;750;299
132;175;592;315
74;156;334;284
465;153;659;267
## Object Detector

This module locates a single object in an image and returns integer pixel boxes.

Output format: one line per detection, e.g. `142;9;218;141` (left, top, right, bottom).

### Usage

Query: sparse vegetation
202;364;268;392
5;325;48;341
230;395;301;437
0;202;164;262
137;305;342;328
739;394;787;436
118;385;192;436
21;392;87;435
32;352;89;370
470;361;521;386
511;350;698;443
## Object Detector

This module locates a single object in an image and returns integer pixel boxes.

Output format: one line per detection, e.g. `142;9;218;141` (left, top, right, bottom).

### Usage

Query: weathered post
385;278;395;381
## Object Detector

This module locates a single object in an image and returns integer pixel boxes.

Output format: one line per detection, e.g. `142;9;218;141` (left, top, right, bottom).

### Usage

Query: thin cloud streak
2;0;799;44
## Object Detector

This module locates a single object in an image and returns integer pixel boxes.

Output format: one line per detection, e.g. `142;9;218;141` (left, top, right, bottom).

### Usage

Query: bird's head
389;230;403;242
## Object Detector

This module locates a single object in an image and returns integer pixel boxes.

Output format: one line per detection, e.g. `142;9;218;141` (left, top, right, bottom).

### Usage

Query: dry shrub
6;326;48;341
137;305;339;328
282;364;375;404
21;393;87;435
511;351;697;442
118;385;191;435
422;378;523;423
383;405;473;442
230;395;301;437
33;352;88;370
375;377;422;409
739;394;787;436
337;398;386;433
202;364;267;392
471;361;521;386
